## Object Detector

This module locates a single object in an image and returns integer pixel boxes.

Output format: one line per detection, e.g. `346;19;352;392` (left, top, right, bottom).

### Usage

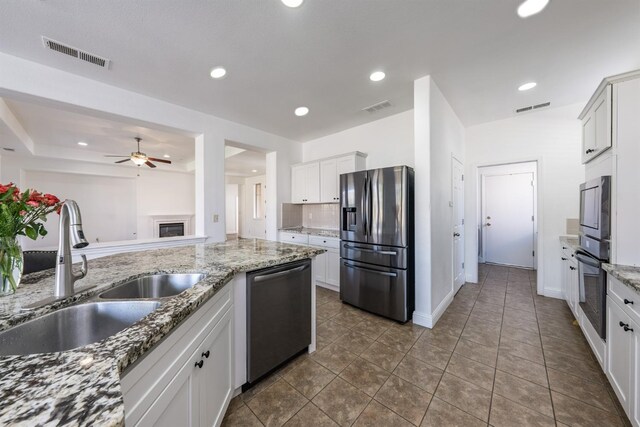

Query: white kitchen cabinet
607;296;635;416
291;163;320;203
559;242;579;318
121;288;234;427
293;152;366;204
305;235;341;290
279;231;309;246
313;251;327;283
580;84;612;164
326;249;340;286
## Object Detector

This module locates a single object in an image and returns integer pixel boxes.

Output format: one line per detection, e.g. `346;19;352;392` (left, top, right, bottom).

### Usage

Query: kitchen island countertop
0;238;323;426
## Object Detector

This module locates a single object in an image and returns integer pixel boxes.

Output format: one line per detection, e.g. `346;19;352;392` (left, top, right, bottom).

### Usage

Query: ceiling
4;98;195;167
224;146;266;177
0;1;638;141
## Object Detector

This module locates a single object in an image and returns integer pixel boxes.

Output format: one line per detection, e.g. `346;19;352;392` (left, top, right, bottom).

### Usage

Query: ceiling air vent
362;100;392;114
516;101;551;114
42;36;111;69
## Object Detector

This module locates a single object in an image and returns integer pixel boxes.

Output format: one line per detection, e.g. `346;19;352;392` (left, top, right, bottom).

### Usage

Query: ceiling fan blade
104;155;130;158
145;161;157;168
148;157;172;164
114;159;130;164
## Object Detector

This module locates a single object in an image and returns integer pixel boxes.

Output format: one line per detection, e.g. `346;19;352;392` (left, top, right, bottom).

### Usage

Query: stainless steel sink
99;273;206;299
0;301;160;356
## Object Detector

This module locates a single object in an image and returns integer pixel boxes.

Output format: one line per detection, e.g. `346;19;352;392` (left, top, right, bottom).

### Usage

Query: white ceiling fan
104;137;171;168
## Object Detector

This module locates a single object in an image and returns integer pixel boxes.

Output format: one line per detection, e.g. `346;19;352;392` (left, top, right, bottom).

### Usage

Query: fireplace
159;222;185;238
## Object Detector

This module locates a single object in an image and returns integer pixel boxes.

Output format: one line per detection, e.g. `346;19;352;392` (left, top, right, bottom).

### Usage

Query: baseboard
543;288;564;300
316;282;339;293
412;290;454;328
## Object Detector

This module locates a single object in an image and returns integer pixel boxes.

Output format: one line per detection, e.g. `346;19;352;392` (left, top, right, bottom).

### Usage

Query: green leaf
24;226;37;240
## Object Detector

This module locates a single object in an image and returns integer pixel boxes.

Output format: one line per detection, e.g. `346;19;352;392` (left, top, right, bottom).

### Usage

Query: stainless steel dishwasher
245;258;311;387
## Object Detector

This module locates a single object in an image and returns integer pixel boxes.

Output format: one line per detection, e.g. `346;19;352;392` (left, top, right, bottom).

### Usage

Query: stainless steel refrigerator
340;165;414;322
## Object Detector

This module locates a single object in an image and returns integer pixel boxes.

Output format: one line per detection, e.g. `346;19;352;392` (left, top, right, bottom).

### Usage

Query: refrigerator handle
369;174;374;237
362;176;368;236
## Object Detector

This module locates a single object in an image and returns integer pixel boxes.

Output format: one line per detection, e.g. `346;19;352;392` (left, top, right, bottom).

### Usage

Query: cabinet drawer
609;276;640;325
308;235;339;249
279;232;309;245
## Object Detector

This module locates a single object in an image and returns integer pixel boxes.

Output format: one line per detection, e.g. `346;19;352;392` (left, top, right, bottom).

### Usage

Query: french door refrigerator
340;165;414;322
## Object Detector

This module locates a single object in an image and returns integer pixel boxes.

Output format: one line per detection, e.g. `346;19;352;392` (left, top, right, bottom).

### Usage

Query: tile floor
222;264;631;427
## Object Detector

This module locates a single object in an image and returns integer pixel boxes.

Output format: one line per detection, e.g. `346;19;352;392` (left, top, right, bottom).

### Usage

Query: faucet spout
55;200;89;298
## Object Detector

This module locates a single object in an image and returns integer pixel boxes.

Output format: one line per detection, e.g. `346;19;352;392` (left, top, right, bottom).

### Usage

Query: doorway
480;162;537;269
452;157;465;293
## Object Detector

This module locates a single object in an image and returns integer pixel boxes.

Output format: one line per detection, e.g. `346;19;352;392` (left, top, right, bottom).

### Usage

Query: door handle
569;266;576;271
343;262;397;277
586;149;596;154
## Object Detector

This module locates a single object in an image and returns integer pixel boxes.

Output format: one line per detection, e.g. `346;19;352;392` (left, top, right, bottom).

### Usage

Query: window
253;183;264;219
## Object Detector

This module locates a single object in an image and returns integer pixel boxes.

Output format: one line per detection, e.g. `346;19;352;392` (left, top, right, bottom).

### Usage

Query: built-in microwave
579;176;611;242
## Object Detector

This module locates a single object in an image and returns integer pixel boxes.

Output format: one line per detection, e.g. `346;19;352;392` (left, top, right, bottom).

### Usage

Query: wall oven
577;176;611;340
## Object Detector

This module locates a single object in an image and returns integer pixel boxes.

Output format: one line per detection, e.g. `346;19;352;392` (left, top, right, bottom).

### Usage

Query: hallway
222;264;629;426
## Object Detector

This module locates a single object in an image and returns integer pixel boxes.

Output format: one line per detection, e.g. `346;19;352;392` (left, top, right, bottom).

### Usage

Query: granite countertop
279;227;340;238
559;235;580;252
0;239;323;426
603;264;640;295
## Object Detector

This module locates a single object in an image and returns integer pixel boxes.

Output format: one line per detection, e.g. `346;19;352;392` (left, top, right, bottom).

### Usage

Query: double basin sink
0;273;206;356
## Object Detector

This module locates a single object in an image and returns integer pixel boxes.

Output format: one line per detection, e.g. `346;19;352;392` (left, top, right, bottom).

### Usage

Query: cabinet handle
585;149;596;154
624;299;634;305
619;321;634;332
202;350;210;359
569;266;576;270
195;360;204;369
562;246;568;250
561;257;567;261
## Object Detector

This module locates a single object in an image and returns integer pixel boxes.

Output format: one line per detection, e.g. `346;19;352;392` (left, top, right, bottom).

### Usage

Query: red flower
26;200;40;208
42;194;60;207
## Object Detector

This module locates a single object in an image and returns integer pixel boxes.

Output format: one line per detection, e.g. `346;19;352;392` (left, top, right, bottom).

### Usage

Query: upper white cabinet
292;162;320;203
580;84;612;164
292;152;366;204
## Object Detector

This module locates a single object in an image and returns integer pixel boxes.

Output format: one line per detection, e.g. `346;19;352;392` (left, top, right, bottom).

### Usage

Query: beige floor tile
445;353;495;391
453;338;498;367
376;328;420;353
350;318;391;340
222;404;264;427
246;379;308;427
499;337;544;365
421;397;486;427
241;373;281;402
493;370;553;417
408;339;453;370
339;357;391;397
489;394;555;427
353;400;414;427
461;321;501;347
469;306;503;325
496;351;548;387
333;330;375;355
374;375;433;425
284;402;338;427
311;342;358;374
282;358;337;399
418;328;460;351
500;326;541;347
312;377;371;427
543;348;603;384
360;341;405;372
393;355;444;394
434;373;492;422
552;391;624;427
317;320;351;342
225;395;246;416
331;310;367;328
547;368;618;414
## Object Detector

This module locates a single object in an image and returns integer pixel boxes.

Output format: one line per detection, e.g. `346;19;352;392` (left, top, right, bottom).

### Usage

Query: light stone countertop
0;239;323;426
603;264;640;295
279;227;340;238
559;235;580;252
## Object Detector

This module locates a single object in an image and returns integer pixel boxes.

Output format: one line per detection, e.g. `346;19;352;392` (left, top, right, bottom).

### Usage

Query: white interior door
225;184;239;234
483;172;535;268
452;158;465;292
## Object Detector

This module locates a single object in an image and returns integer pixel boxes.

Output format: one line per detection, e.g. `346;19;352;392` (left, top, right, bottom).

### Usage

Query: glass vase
0;237;23;295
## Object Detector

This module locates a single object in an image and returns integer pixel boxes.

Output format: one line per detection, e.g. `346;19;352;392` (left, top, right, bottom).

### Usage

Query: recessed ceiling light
77;141;88;146
281;0;304;7
252;169;258;173
294;106;309;117
517;0;550;18
163;154;171;158
369;71;386;82
518;82;537;91
210;67;227;79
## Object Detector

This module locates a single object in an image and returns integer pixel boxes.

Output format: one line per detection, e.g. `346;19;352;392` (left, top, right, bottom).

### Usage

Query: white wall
225;184;239;234
0;52;301;243
464;103;584;298
302;110;414;168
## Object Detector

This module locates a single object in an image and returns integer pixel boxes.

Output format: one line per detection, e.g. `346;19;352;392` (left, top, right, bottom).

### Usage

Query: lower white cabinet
280;233;340;289
121;287;234;427
559;243;579;318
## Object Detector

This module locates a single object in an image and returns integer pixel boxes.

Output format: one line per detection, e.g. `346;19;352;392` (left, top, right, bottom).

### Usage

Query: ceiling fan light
131;156;147;166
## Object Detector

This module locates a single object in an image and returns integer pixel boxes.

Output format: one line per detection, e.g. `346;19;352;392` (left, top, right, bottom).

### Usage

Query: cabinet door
136;355;198;427
569;262;579;316
606;297;633;413
291;165;306;203
198;309;234;427
326;249;340;286
320;159;338;203
305;162;320;203
633;318;640;427
582;113;596;164
313;251;327;284
594;87;612;153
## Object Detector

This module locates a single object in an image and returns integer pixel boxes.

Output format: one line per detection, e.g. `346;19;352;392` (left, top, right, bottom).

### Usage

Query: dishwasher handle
253;264;308;283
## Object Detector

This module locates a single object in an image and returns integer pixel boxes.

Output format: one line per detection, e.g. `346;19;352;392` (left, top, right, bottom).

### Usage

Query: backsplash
280;203;339;230
566;218;579;235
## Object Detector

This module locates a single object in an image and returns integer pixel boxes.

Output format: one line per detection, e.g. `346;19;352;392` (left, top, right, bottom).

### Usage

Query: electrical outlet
213;214;219;223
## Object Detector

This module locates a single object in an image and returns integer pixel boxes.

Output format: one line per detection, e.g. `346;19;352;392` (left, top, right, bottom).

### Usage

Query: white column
195;133;226;242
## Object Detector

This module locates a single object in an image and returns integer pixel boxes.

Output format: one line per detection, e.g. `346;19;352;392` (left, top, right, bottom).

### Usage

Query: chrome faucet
54;200;89;297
